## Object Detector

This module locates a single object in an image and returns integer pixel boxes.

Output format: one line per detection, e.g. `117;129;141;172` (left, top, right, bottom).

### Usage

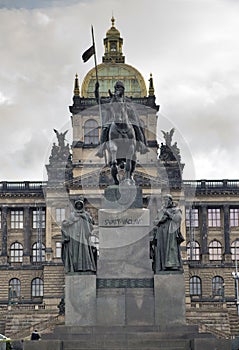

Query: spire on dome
111;15;115;27
148;73;155;96
74;73;80;96
102;17;125;63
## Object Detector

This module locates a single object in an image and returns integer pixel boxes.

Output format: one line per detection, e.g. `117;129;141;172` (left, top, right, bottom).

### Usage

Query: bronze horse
107;101;136;185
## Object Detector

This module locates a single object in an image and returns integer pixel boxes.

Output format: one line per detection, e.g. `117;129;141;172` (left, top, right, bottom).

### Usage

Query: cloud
0;0;87;10
0;0;239;180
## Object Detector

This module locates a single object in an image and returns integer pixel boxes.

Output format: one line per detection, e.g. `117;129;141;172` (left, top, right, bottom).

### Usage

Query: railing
0;181;47;193
183;179;239;192
13;314;63;340
187;317;230;339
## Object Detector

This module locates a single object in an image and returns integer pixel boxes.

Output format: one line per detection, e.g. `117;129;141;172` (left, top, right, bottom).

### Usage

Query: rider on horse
95;80;149;158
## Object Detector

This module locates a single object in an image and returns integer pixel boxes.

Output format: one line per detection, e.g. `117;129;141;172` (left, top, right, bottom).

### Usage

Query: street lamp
232;240;239;316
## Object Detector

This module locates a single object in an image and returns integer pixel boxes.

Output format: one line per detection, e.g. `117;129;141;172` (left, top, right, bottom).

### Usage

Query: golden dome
81;62;147;98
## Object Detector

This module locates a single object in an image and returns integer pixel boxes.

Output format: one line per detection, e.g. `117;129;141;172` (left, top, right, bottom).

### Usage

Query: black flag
82;45;95;62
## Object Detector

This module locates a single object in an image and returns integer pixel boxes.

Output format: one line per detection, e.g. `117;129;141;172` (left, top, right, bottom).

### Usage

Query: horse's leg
125;143;135;184
109;140;119;185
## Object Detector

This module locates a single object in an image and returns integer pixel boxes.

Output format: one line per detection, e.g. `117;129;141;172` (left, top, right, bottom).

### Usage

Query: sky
0;0;239;181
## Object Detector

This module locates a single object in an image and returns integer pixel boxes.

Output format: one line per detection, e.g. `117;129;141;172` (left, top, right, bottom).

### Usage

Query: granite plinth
65;274;96;326
98;208;152;279
154;273;186;327
96;288;154;326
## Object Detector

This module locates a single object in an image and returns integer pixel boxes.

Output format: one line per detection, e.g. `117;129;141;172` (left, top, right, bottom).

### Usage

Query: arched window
10;242;23;262
55;242;62;258
189;276;202;296
32;242;45;262
84;119;99;145
209;240;222;260
9;278;21;299
231;241;239;261
187;241;200;260
31;278;43;297
212;276;224;296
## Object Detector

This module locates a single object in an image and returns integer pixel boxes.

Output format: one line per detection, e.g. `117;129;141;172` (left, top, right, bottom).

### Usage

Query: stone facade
0;17;239;339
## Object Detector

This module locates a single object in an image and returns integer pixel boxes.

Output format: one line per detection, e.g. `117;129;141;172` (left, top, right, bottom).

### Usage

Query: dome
81;62;147;98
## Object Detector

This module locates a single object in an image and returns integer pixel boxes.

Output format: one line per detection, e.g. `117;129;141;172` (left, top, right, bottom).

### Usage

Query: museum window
212;276;224;296
208;208;221;227
84;119;99;145
55;208;65;223
186;208;199;227
230;208;239;227
187;241;200;260
189;276;202;296
209;240;222;260
31;278;43;297
231;240;239;260
10;210;23;229
55;241;62;258
9;278;21;299
10;242;23;262
32;242;46;262
33;209;46;229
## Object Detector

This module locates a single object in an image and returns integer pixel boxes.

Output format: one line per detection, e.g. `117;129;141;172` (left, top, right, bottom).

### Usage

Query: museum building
0;17;239;338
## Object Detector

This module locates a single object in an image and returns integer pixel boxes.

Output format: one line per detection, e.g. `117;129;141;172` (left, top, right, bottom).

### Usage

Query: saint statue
150;194;184;272
61;200;96;273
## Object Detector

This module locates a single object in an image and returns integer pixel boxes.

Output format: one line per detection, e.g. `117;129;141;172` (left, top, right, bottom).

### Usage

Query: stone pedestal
96;207;154;326
98;208;152;278
154;272;186;327
96;287;155;326
65;274;96;326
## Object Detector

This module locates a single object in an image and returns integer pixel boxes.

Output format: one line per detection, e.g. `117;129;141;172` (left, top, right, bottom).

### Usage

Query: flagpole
91;25;99;85
91;25;103;138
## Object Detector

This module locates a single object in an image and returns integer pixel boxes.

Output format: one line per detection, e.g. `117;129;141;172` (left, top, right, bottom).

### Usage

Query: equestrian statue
95;81;149;185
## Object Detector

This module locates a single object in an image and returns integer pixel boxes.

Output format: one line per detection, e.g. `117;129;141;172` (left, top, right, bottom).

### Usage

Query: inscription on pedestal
99;208;150;227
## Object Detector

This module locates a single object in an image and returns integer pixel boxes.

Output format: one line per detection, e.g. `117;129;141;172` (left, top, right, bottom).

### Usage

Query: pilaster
223;205;231;261
1;206;8;256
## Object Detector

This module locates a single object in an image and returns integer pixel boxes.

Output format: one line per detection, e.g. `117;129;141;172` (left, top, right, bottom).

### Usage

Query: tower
69;17;160;194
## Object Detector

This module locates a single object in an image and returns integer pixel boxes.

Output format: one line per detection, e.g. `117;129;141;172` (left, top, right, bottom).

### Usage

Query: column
223;205;231;262
23;207;31;264
0;206;8;265
201;205;209;263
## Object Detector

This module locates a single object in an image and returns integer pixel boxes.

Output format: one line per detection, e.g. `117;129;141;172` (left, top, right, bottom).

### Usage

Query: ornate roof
81;17;147;98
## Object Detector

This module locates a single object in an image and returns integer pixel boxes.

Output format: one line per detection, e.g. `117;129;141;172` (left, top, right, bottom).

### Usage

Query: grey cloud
0;0;89;10
0;0;239;180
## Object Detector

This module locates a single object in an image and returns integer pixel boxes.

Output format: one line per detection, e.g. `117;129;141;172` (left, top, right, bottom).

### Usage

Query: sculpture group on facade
61;199;96;273
150;194;184;272
159;128;181;162
95;80;148;185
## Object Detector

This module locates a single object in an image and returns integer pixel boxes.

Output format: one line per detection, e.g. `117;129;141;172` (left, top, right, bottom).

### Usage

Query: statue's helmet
74;199;84;210
114;80;125;90
163;194;173;205
163;194;173;201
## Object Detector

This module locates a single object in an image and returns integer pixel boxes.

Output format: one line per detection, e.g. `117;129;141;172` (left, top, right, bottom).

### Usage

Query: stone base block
98;208;153;278
96;288;154;326
65;274;96;326
154;273;186;327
